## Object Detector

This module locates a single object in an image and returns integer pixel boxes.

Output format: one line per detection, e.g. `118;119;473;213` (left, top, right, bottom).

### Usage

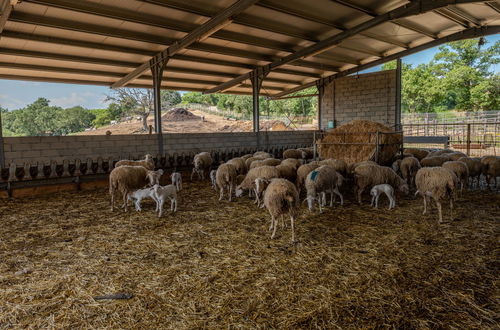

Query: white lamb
370;184;396;209
127;187;158;212
171;172;182;191
210;169;217;190
153;184;178;217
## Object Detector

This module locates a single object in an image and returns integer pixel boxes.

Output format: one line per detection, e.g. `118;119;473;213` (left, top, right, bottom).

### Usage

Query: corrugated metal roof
0;0;498;96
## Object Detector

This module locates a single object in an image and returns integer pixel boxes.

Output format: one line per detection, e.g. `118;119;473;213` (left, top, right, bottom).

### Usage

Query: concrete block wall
2;131;315;165
320;70;397;129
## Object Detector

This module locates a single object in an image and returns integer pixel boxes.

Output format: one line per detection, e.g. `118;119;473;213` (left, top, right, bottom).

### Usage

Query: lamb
235;166;280;203
457;156;483;189
153;184;177;217
115;154;154;170
171;172;182;191
127;187;157;211
109;166;164;212
191;152;213;180
253;151;272;158
227;157;247;175
262;178;299;242
442;161;469;194
420;155;450;167
481;155;500;190
216;163;237;201
415;167;458;223
305;165;343;212
403;148;429;161
296;162;320;193
283;149;303;159
276;164;297;183
398;156;421;188
319;158;348;177
370;184;395;209
353;164;409;204
249;158;281;169
280;158;303;170
210;169;217;190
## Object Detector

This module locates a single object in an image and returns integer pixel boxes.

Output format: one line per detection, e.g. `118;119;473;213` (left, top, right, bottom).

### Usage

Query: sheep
399;156;421;189
115;154;154;170
241;154;254;161
153;184;177;217
420;155;450;167
481;156;500;190
305;165;343;212
171;172;182;191
403;148;429;161
457;156;484;188
227;157;247;175
191;152;213;180
245;156;266;170
427;149;454;157
370;184;395;209
296;162;320;194
353;164;409;204
447;152;467;161
298;147;314;160
347;160;378;176
280;158;303;170
109;166;164;212
249;158;281;169
442;161;469;194
236;174;245;186
253;151;272;158
283;149;303;159
210;169;217;190
235;166;280;204
276;164;297;183
127;187;157;211
415;167;458;224
262;178;299;242
216;163;238;201
319;158;348;177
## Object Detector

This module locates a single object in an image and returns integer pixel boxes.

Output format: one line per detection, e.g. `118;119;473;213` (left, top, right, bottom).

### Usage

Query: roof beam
9;12;339;72
204;0;483;94
270;25;500;98
486;1;500;14
1;30;321;79
434;8;471;28
0;0;18;35
445;6;482;27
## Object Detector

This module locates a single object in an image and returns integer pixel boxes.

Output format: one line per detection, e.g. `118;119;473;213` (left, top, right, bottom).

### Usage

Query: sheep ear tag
310;170;319;181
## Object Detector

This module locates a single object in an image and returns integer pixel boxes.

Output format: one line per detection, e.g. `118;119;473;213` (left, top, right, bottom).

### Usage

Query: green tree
161;90;182;109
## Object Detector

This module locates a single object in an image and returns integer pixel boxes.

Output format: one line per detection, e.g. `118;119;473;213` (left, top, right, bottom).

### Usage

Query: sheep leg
290;215;295;243
357;187;364;205
449;198;453;221
229;184;233;202
375;194;379;208
135;199;142;212
122;192;128;212
110;189;115;212
436;200;443;224
270;215;278;239
219;186;224;201
371;195;375;207
333;187;343;206
158;199;164;218
174;198;177;212
190;168;195;181
422;195;427;215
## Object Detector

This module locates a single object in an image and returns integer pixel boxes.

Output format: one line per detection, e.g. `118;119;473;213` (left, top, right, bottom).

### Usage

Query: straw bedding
0;180;499;328
318;120;402;165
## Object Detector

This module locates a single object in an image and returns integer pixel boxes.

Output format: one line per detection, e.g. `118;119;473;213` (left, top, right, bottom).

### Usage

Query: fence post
466;123;471;156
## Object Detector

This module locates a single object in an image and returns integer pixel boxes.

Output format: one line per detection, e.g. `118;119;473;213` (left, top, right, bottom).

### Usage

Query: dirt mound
217;120;290;132
318;120;402;165
163;108;201;122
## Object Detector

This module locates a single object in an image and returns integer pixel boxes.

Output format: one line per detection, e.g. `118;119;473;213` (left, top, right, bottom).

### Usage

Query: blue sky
0;35;498;111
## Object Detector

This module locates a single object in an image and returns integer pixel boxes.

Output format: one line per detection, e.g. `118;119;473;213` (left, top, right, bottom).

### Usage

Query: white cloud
0;93;25;110
51;92;88;108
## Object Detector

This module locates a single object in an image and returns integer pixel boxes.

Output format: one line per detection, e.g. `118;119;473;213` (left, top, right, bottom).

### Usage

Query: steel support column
316;79;326;130
250;68;268;133
0;110;5;168
150;56;167;155
395;58;402;131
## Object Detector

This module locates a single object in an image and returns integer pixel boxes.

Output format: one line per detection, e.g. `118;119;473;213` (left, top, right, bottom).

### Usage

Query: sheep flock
109;148;500;242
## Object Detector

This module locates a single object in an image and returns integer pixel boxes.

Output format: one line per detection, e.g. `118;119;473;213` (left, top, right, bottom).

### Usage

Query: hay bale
318;120;401;165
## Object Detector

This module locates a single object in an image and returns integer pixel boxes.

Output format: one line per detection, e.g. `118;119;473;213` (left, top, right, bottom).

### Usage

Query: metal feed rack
313;130;404;164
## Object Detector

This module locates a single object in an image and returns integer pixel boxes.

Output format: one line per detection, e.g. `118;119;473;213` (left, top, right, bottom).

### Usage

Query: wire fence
401;110;500;124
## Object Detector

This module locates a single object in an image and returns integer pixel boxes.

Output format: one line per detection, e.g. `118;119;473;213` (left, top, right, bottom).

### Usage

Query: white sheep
227;157;247;175
370;184;395;209
210;169;217;190
235;166;280;204
109;166;163;212
283;149;303;159
262;178;299;242
216;163;237;201
171;172;182;191
415;167;458;224
115;154;155;170
305;165;343;213
153;184;177;217
191;152;213;180
127;187;157;211
354;164;409;204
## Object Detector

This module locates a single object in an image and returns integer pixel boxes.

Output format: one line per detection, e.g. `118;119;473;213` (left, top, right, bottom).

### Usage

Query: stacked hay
318;120;401;165
163;108;201;121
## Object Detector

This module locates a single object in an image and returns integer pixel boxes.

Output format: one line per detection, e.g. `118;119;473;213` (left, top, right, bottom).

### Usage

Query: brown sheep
400;156;421;188
245;156;266;170
109;166;164;212
296;162;320;194
442;161;469;194
420;156;450;167
404;148;429;161
427;149;454;157
447;152;467;161
280;158;303;170
283;149;303;159
347;160;378;176
319;158;348;177
263;178;299;242
457;156;483;188
276;164;297;183
115;154;154;170
354;164;409;204
298;147;314;160
250;158;282;169
415;167;458;224
253;151;272;158
235;166;280;203
216;163;237;201
305;165;343;212
191;152;213;180
227;157;247;175
481;156;500;190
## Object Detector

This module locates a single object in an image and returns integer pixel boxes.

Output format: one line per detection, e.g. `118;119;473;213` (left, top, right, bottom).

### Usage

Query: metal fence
402;122;499;157
401;110;500;125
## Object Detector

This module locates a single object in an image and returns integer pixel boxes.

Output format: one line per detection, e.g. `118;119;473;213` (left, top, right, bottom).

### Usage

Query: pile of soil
163;108;201;122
